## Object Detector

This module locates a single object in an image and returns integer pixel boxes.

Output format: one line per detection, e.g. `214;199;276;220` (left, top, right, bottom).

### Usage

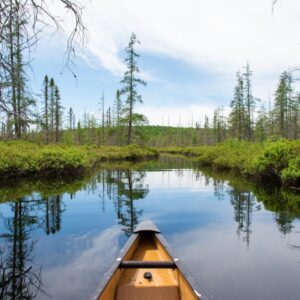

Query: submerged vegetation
161;139;300;187
0;141;158;178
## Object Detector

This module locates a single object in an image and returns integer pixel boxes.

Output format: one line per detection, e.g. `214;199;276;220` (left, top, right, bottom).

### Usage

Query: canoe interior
98;232;199;300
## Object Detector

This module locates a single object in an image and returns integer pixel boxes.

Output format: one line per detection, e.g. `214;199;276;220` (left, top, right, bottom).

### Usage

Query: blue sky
29;0;300;126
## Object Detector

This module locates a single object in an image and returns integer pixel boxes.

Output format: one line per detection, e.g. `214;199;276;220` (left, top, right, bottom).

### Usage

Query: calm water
0;155;300;300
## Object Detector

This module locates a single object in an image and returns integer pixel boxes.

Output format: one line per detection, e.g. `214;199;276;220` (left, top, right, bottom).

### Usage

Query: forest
0;1;299;187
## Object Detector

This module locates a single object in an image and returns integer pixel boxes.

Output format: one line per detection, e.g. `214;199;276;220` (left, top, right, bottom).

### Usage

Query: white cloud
82;0;300;76
38;0;300;124
40;227;122;300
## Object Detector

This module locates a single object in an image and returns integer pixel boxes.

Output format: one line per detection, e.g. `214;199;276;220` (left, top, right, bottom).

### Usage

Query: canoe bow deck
91;221;206;300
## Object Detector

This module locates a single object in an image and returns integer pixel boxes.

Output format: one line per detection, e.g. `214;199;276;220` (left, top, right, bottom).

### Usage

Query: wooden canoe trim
89;233;140;300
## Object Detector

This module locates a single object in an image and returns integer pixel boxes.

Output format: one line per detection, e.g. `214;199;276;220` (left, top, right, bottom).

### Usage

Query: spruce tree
120;33;146;144
54;85;63;143
49;78;55;141
229;71;245;140
273;71;293;138
113;89;122;126
243;62;256;141
43;75;49;143
255;105;267;143
68;107;74;130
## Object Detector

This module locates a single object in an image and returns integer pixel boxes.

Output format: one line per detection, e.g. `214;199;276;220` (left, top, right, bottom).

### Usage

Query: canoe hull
90;221;207;300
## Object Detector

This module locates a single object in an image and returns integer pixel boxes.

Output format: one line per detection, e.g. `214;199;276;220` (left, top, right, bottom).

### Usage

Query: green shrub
160;139;300;187
281;157;300;186
0;141;158;178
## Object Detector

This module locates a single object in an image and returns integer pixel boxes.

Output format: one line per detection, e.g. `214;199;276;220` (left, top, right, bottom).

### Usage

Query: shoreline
159;139;300;188
0;141;158;179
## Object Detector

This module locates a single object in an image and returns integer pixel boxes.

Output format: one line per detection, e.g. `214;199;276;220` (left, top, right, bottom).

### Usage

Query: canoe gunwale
89;232;139;300
155;232;209;300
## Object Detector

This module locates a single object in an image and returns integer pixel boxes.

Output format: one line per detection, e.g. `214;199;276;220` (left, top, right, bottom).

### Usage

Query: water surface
0;155;300;300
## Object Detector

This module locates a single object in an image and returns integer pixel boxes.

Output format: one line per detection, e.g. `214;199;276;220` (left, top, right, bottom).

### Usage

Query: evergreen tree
49;78;55;141
54;85;63;143
68;107;74;130
273;71;293;138
243;62;256;140
229;71;245;140
113;89;122;126
255;105;267;143
213;106;226;143
0;1;34;139
120;33;146;144
77;121;82;144
43;75;49;143
289;93;299;139
107;106;111;127
99;91;105;145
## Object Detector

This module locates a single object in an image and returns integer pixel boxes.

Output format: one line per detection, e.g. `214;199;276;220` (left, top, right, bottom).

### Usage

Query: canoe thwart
119;260;176;269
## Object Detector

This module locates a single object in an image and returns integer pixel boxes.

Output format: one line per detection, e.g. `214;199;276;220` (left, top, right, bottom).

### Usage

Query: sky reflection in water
0;156;300;300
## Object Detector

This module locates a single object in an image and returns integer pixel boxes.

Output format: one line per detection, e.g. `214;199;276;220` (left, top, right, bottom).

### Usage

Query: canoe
90;220;208;300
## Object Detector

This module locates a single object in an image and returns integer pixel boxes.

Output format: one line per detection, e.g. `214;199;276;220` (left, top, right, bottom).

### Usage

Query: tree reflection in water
43;195;64;235
0;192;65;299
0;156;299;300
199;167;300;248
229;190;257;248
256;187;300;235
0;197;41;300
96;169;149;236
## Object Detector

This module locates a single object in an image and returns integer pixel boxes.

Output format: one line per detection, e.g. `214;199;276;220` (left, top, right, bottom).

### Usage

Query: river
0;154;299;300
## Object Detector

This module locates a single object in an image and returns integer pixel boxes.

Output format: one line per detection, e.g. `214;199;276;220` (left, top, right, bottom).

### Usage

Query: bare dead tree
28;0;87;70
0;0;87;138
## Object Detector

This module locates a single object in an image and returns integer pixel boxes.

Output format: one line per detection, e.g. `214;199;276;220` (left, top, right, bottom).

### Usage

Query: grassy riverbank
0;141;158;178
160;139;300;187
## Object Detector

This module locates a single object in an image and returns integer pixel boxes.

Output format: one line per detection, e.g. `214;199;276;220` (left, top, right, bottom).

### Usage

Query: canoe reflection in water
91;220;208;300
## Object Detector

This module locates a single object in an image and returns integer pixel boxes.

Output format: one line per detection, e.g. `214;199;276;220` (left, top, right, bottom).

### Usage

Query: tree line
0;23;148;144
211;63;299;144
0;0;299;146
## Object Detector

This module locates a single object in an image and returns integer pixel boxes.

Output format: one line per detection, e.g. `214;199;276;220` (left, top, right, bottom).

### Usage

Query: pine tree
54;85;63;143
255;105;267;143
0;0;85;139
213;107;226;144
3;1;34;138
49;78;55;141
113;89;122;126
229;71;245;140
43;75;49;143
68;107;74;130
243;62;256;141
99;91;105;145
120;33;146;144
77;121;82;144
289;93;300;139
273;71;293;138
